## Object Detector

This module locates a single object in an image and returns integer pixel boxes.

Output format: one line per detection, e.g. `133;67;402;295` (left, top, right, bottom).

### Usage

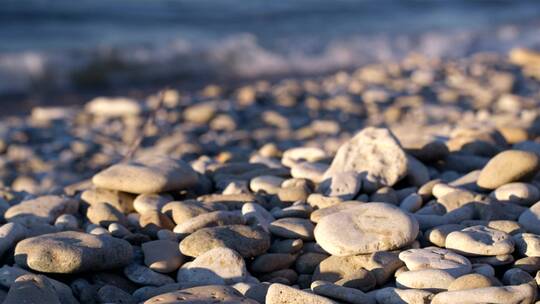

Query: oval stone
314;203;419;256
14;231;133;273
477;150;540;190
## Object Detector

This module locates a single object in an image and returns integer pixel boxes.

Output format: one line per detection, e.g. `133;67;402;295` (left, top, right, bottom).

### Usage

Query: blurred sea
2;0;540;95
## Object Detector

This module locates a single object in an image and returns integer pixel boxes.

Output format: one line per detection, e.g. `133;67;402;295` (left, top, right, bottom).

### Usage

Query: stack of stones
0;50;540;303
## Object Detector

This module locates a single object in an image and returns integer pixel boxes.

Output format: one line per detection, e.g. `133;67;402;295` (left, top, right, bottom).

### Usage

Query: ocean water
2;0;540;94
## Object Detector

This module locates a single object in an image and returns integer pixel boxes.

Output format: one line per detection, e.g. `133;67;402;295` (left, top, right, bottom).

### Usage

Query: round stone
477;150;540;190
3;274;61;304
310;280;374;304
314;203;419;256
250;176;284;195
92;156;199;194
161;200;223;225
431;283;536;304
139;210;175;237
124;264;175;286
5;195;78;226
375;287;433;304
425;224;466;247
173;211;244;238
396;269;456;292
133;193;172;214
269;218;315;241
177;247;248;286
250;253;297;273
241;203;275;232
86;202;128;227
320;171;362;200
179;225;270;258
447;273;499;291
313;251;402;286
14;231;133;273
399;247;471;277
518;201;540;234
265;283;338;304
310;201;364;223
142;240;183;273
513;233;540;257
491;183;540;206
445;225;514;256
144;285;257;304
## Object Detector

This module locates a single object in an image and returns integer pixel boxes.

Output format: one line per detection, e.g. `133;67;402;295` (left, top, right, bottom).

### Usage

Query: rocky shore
1;48;540;303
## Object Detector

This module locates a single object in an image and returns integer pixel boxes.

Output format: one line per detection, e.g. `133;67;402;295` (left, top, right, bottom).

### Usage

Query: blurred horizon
2;0;540;98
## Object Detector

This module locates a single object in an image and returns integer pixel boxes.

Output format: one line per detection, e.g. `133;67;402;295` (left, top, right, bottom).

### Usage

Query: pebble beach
1;48;540;303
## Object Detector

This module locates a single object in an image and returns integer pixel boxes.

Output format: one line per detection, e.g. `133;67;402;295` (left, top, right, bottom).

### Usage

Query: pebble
290;162;328;183
310;201;364;223
242;202;275;232
272;204;312;219
179;225;270;258
502;268;534;285
518;201;540;234
139;210;175;236
323;127;409;192
445;225;515;256
173;210;244;238
400;193;423;212
396;268;456;291
269;217;315;240
269;238;303;254
314;203;418;256
161;200;222;225
266;283;339;304
86;202;128;227
144;285;257;304
476;150;540;189
250;175;284;194
14;231;133;273
250;253;297;273
133;193;173;214
375;287;434;304
124;263;175;286
54;214;78;230
277;184;310;202
311;280;374;304
0;223;27;257
92;155;199;194
513;233;540;257
142;240;183;273
313;251;401;286
320;171;362;200
431;283;536;304
282;147;328;167
177;247;249;286
295;252;328;274
447;273;500;291
0;265;78;303
3;274;61;304
399;247;472;276
5;195;78;225
491;182;540;206
232;282;270;304
85;96;142;117
97;285;137;304
81;188;135;213
109;222;131;237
